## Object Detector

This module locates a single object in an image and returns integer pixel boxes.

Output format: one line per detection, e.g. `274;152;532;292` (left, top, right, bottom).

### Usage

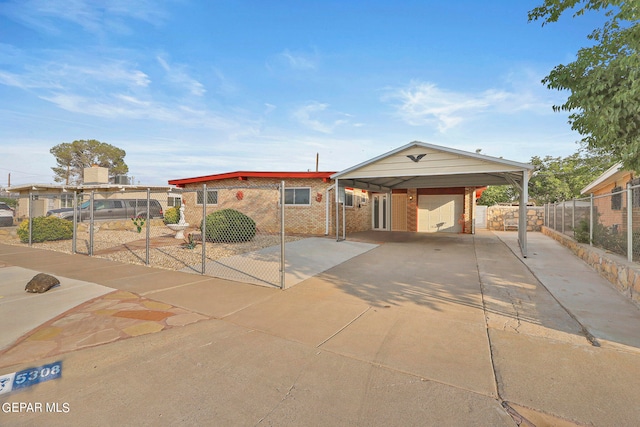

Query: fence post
72;191;77;254
572;198;576;233
280;181;286;290
553;203;557;231
627;184;633;262
89;191;94;256
201;184;207;275
561;201;565;234
589;193;594;246
28;191;33;246
544;203;548;227
145;188;151;266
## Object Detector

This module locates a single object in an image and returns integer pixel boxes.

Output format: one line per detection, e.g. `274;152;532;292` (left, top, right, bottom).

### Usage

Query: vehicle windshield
80;201;91;209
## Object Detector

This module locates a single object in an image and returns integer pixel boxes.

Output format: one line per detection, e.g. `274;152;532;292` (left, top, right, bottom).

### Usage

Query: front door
372;194;388;230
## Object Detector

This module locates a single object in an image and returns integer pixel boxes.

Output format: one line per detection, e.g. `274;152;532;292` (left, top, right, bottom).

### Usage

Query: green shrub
201;209;256;242
574;218;626;255
17;217;74;243
573;219;590;244
164;206;180;225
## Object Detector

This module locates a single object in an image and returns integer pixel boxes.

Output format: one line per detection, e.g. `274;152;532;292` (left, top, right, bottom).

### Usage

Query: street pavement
0;231;639;426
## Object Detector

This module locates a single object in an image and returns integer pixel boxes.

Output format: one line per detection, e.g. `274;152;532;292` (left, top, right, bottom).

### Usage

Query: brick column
407;189;418;231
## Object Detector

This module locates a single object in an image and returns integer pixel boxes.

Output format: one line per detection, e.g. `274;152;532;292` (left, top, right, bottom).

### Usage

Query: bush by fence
17;217;73;243
545;184;640;262
202;209;257;243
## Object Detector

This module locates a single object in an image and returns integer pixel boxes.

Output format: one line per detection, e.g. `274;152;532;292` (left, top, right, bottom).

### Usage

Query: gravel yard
0;226;302;273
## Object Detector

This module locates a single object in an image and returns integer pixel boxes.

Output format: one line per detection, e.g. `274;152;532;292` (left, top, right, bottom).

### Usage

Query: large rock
25;273;60;293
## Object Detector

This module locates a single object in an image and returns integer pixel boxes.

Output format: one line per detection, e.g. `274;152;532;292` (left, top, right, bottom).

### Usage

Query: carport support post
518;170;528;257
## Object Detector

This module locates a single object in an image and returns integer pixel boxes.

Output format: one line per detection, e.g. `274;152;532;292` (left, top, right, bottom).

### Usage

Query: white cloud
266;49;319;73
264;103;276;115
385;72;557;132
292;102;350;134
40;91;245;132
385;81;509;131
157;55;206;97
280;49;317;70
0;0;167;36
0;59;150;90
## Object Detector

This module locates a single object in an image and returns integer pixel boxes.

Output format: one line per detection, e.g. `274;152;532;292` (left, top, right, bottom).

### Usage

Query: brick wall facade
180;178;370;236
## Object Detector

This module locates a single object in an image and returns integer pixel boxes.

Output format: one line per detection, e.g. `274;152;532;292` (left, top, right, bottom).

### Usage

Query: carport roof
331;141;533;192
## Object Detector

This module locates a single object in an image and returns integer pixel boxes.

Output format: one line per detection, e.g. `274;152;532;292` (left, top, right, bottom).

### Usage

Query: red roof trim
168;171;336;187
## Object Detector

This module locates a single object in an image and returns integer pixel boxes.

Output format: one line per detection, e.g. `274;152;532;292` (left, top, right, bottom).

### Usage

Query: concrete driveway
1;231;639;426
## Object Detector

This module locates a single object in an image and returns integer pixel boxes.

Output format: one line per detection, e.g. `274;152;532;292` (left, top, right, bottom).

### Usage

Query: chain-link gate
13;183;292;289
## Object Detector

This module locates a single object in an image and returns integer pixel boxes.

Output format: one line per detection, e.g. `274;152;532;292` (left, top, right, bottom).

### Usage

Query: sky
0;0;609;186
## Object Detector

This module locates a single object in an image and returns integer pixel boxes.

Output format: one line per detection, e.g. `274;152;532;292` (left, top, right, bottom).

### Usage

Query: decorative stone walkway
0;290;209;369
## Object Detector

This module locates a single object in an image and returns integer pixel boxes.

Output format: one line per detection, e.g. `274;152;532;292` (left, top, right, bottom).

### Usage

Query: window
344;190;354;208
284;188;310;205
197;189;218;205
168;196;182;207
61;193;74;208
631;178;640;208
611;186;622;210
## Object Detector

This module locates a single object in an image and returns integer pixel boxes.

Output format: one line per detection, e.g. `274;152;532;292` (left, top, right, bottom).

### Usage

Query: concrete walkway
0;231;639;426
185;237;378;288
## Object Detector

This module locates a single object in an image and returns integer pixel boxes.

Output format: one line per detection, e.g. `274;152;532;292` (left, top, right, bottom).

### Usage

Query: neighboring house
581;163;638;230
169;142;533;242
8;166;173;219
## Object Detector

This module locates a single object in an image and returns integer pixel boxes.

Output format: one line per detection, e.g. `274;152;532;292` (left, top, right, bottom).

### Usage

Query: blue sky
0;0;607;186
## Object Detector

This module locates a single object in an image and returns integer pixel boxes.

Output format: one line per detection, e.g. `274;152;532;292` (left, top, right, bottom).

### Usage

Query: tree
50;140;128;184
529;1;640;171
477;185;518;206
528;150;614;204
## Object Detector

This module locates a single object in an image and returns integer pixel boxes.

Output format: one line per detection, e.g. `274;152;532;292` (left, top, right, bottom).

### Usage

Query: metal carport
331;141;534;256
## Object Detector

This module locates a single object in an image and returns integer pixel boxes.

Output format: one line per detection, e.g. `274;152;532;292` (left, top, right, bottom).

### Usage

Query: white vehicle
0;202;14;226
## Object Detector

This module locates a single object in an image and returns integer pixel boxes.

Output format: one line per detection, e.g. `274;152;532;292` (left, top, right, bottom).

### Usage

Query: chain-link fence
12;183;295;289
545;184;640;262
